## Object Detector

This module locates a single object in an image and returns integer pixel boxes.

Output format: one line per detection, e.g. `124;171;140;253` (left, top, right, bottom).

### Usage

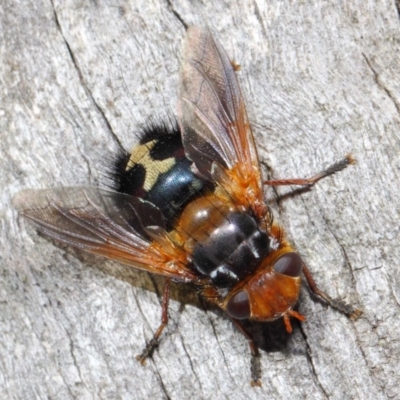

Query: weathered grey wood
2;1;400;399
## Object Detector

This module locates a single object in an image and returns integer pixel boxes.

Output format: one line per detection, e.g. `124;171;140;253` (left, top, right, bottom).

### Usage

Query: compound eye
226;290;251;319
273;252;303;277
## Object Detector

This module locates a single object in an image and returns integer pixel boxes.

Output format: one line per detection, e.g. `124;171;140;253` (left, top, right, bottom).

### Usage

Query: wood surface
2;1;400;399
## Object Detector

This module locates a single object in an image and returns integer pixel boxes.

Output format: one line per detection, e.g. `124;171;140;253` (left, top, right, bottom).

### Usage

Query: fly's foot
136;338;159;365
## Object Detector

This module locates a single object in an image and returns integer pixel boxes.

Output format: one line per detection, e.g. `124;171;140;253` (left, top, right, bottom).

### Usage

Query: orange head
224;252;303;322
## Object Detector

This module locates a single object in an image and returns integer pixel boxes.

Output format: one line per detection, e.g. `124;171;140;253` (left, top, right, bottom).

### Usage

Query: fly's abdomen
144;158;206;228
110;122;213;230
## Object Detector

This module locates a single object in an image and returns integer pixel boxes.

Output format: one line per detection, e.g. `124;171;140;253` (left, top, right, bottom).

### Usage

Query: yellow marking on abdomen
126;141;176;191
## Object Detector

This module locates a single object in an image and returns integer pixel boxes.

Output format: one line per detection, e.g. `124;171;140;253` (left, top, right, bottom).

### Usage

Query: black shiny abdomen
110;122;213;230
145;158;209;230
191;212;270;288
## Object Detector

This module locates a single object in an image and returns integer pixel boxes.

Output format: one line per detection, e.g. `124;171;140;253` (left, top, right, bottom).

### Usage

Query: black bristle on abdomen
103;118;181;196
102;118;214;231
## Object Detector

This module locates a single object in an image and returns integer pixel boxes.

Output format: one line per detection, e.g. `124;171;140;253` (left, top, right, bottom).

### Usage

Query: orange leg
136;279;171;364
283;310;306;333
302;264;361;319
264;155;355;186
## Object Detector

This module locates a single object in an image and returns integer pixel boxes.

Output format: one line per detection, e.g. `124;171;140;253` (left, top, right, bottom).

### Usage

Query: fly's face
13;26;361;386
225;251;303;322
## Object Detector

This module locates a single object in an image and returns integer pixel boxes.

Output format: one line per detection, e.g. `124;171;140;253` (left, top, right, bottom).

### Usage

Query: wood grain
2;1;399;399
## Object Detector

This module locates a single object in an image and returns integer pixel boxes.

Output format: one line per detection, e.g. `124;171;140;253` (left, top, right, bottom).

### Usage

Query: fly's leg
264;154;355;186
230;318;262;387
136;279;171;364
264;155;361;317
302;264;362;319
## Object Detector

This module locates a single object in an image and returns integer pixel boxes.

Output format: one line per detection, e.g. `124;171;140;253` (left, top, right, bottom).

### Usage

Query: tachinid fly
13;26;361;386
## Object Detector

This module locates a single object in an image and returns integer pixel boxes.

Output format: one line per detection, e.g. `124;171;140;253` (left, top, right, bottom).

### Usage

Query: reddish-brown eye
226;290;251;319
273;253;303;277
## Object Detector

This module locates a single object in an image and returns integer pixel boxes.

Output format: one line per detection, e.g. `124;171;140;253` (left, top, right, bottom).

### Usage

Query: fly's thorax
174;192;272;290
175;195;238;245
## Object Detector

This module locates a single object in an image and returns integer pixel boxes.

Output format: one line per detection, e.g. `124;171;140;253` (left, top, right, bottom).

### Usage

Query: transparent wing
179;27;265;215
13;187;197;282
179;27;261;176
